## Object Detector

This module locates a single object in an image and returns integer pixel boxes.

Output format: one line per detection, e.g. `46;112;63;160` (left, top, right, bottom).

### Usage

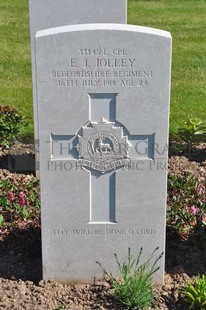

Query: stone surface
29;0;127;35
29;0;127;170
35;24;172;283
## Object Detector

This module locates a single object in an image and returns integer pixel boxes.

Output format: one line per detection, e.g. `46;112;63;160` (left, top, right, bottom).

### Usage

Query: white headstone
35;24;172;283
29;0;127;171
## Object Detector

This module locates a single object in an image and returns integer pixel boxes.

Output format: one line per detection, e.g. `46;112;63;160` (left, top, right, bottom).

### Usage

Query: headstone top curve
36;23;172;39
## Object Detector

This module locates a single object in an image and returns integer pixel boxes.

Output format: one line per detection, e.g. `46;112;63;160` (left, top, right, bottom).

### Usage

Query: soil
0;142;205;310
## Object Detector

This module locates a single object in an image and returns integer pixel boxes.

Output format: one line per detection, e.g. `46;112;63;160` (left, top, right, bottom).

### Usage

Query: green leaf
0;214;5;226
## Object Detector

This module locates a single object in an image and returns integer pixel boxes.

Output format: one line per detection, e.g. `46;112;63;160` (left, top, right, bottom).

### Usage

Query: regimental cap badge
78;118;130;173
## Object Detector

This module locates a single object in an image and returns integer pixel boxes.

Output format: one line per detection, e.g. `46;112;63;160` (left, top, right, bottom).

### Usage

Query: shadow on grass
0;224;42;283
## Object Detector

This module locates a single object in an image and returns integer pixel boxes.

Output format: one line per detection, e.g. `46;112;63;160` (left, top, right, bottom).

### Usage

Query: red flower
189;205;199;215
19;192;25;207
9;191;14;203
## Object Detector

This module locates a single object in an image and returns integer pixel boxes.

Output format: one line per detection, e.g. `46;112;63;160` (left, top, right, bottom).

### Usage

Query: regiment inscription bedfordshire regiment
34;23;172;283
51;47;153;88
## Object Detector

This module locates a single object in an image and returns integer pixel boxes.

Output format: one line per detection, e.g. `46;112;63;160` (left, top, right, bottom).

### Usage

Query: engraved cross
50;93;154;224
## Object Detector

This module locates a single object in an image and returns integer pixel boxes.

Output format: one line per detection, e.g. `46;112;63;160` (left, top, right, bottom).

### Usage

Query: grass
0;0;33;137
128;0;206;135
182;274;206;310
0;0;206;137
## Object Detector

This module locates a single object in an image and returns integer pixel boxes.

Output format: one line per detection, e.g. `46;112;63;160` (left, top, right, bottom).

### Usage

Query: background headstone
29;0;127;172
35;24;172;283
